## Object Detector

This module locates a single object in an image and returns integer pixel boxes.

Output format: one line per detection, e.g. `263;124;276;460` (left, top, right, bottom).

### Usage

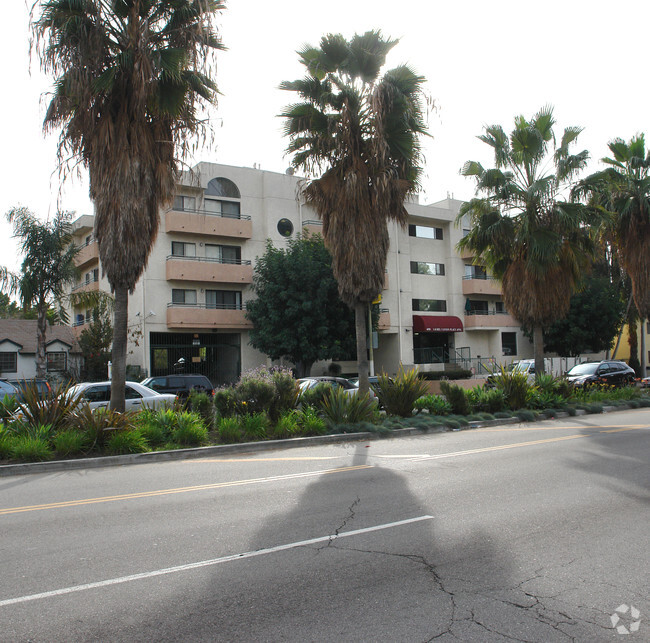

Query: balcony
302;219;323;236
165;208;252;239
72;278;100;294
378;309;391;330
463;311;519;330
166;303;253;330
166;256;253;284
462;275;502;296
74;239;99;268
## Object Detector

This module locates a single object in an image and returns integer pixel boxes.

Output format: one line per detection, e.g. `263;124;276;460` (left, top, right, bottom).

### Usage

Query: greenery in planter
489;366;530;409
375;366;429;417
218;417;244;444
321;387;378;426
241;412;271;441
439;381;470;415
413;395;452;416
171;412;208;446
106;430;149;455
295;406;327;436
466;386;507;413
10;435;54;462
187;391;214;429
53;429;88;457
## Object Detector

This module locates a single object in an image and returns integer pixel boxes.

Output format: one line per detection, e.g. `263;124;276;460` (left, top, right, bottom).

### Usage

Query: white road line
0;515;433;608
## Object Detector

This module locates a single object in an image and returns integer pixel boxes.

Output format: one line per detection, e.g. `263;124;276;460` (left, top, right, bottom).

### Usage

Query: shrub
0;394;20;426
298;383;331;409
439;381;470;415
213;387;238;418
53;429;89;457
172;412;208;446
466;386;506;413
187;391;214;429
67;405;136;450
413;394;452;416
515;410;537;422
235;378;275;415
489;366;530;410
241;412;270;441
295;406;327;436
11;436;54;462
320;387;378;425
16;381;82;433
526;389;566;411
375;365;429;417
0;432;16;459
6;420;54;441
218;417;243;443
270;411;300;439
269;370;300;420
106;430;149;455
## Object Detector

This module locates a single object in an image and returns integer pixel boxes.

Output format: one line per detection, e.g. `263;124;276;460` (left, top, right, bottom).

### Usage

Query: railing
167;302;243;310
302;219;322;226
72;319;86;327
167;255;251;265
72;278;99;291
413;347;447;364
77;237;96;248
464;309;509;316
168;206;251;221
462;274;495;281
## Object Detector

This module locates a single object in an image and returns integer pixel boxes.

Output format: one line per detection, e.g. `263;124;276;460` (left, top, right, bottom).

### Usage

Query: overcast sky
2;1;649;274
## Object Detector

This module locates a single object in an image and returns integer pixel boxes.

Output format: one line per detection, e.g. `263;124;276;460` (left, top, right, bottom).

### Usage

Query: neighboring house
65;162;605;385
0;319;82;380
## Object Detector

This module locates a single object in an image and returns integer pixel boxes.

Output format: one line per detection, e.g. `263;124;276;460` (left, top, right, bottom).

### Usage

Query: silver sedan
68;381;177;411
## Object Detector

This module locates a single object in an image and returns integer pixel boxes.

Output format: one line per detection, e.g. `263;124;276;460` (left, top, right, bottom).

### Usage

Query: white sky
2;1;649;274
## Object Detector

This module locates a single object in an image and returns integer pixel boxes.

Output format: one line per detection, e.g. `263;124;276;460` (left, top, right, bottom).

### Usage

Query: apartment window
495;301;506;314
0;352;17;373
83;268;99;284
171;241;196;257
205;244;241;263
206;177;241;199
408;224;443;240
462;228;471;238
410;261;445;276
47;352;67;372
204;199;241;218
502;332;517;356
465;264;487;279
171;289;197;305
412;299;447;312
173;195;196;211
206;290;242;310
467;300;488;314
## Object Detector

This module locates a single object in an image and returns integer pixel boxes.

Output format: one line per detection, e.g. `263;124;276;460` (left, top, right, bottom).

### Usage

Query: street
1;409;648;642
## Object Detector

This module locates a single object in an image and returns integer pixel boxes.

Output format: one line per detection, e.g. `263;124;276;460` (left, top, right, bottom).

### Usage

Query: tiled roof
0;319;81;354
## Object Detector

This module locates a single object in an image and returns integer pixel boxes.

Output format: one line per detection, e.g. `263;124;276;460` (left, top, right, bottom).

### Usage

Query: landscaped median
1;366;649;473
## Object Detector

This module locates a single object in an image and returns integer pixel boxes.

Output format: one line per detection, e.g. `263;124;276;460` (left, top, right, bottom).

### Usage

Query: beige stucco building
68;162;537;384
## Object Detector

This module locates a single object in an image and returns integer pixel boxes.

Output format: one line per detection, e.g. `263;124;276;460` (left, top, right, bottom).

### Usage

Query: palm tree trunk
355;301;370;394
36;302;47;379
533;325;545;376
640;317;647;378
110;284;128;412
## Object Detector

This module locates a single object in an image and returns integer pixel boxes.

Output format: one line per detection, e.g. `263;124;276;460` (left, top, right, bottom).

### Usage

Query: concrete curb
0;404;642;477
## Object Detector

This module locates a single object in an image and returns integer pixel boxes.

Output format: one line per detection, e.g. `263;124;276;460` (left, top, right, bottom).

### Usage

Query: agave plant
16;381;82;433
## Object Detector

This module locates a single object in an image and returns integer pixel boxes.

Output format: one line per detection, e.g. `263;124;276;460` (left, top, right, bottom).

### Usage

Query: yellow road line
476;424;647;433
0;465;372;516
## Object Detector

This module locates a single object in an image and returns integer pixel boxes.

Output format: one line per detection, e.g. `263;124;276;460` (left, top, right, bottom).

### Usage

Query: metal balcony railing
166;255;251;265
167;302;243;310
168;206;251;221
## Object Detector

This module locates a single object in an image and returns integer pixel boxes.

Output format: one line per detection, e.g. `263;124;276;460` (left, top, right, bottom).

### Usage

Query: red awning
412;315;463;333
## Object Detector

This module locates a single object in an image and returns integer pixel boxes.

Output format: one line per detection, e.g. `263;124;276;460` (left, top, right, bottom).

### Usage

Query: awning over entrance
412;315;464;333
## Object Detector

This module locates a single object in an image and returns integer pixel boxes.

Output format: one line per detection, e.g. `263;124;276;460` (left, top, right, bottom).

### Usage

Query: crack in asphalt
325;496;361;548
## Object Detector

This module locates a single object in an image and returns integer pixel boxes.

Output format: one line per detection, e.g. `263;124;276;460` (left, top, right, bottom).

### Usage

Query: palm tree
0;207;79;378
573;134;650;375
457;106;595;375
32;0;224;410
280;31;428;393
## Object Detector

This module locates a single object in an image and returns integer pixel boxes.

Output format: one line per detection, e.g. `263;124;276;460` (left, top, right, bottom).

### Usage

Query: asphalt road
1;409;648;642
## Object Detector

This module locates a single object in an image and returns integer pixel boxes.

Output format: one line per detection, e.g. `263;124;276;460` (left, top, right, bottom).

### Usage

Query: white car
68;381;177;411
297;376;377;399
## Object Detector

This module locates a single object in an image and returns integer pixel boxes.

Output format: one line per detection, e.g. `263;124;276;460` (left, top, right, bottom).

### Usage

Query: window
462;228;471;238
204;199;241;218
410;261;445;276
84;384;110;403
84;268;99;284
277;218;294;237
467;300;488;314
171;289;197;305
206;177;241;198
495;301;506;314
408;224;443;240
502;332;517;356
206;290;242;309
47;352;67;372
0;352;17;373
173;195;196;211
205;244;241;263
412;299;447;312
171;241;196;257
125;384;143;400
465;264;487;279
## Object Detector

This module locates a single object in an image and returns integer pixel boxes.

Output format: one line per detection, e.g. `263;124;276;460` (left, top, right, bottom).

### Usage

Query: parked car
486;359;553;387
0;379;19;401
298;376;376;398
7;379;51;400
68;381;177;411
140;374;214;399
565;361;635;388
641;376;650;389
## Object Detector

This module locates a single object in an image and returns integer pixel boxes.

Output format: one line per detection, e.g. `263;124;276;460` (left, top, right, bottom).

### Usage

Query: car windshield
568;363;599;376
513;362;531;372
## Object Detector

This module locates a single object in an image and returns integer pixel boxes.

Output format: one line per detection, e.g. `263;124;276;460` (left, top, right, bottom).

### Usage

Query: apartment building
68;162;534;384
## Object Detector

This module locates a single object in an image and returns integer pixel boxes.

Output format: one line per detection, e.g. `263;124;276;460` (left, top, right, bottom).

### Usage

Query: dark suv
140;374;214;399
565;361;635;388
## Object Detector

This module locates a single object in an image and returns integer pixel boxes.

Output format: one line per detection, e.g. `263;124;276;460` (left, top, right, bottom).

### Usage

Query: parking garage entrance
149;332;241;386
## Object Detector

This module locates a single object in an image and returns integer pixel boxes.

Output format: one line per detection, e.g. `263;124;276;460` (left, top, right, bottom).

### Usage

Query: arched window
206;177;240;199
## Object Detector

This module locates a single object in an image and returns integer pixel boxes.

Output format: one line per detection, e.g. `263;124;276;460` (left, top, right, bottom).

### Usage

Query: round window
277;218;294;237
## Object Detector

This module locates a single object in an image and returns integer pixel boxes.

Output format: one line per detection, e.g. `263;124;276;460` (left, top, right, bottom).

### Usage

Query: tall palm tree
573;134;650;375
32;0;224;410
0;207;79;378
458;106;595;375
280;31;428;393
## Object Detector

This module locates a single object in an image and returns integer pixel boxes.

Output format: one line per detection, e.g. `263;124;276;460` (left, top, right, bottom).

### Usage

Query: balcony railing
167;302;243;310
167;255;251;265
414;347;448;364
168;205;251;221
464;309;509;316
72;278;99;292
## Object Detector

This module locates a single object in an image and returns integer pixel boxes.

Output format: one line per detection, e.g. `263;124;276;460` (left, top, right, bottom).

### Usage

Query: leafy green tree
33;0;225;410
0;208;79;378
78;300;113;381
280;31;428;393
573;134;650;374
0;292;23;319
524;275;625;357
246;234;356;378
458;106;596;375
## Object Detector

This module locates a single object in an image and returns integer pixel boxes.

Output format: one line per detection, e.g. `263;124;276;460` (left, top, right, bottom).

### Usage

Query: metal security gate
149;332;241;386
